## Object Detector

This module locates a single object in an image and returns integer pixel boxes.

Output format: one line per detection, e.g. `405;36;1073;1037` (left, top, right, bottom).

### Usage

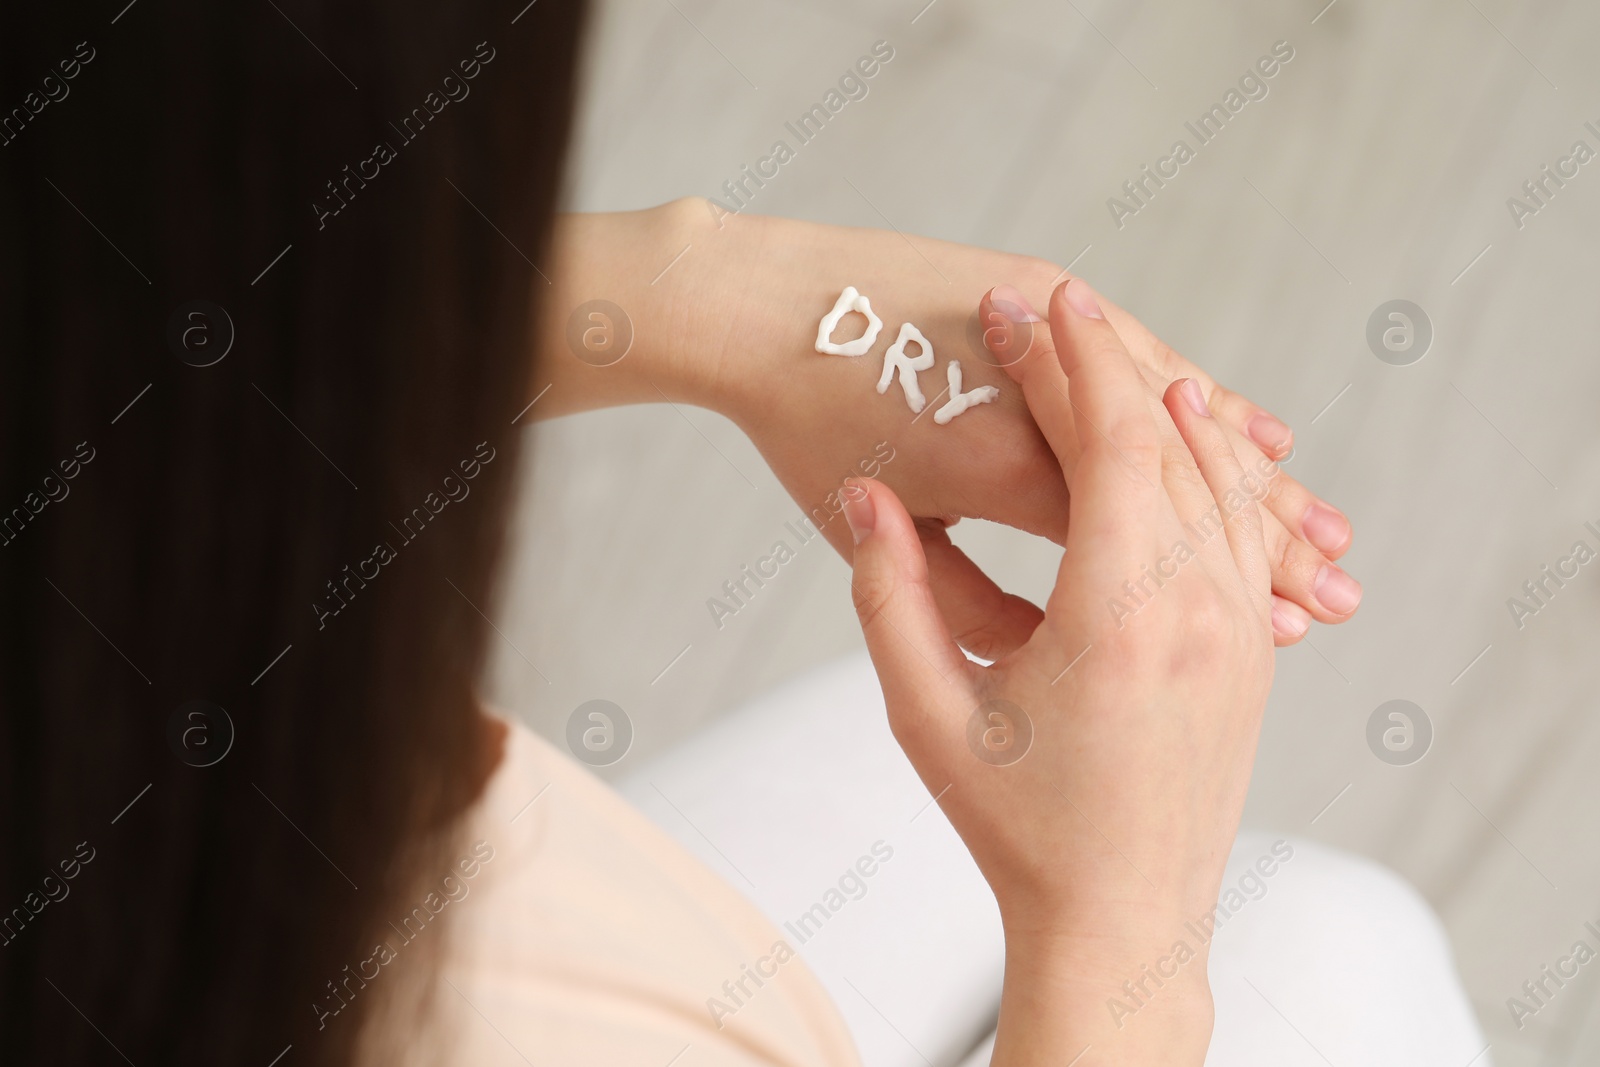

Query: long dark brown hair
0;1;584;1063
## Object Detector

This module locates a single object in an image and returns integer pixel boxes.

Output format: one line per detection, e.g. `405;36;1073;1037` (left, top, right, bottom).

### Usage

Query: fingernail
841;479;876;545
1180;378;1211;417
1271;601;1310;639
989;284;1043;323
1315;564;1362;615
1063;279;1104;320
1301;502;1351;555
1248;412;1292;454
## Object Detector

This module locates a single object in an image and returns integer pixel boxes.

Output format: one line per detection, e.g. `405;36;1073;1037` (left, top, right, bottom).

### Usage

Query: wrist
992;911;1215;1065
535;198;747;419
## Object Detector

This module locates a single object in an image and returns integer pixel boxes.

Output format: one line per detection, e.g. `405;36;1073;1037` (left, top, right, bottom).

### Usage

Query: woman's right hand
839;279;1276;1065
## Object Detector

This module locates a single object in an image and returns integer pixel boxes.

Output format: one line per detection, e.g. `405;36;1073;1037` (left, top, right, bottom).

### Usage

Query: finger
1171;392;1361;614
1266;524;1365;623
1047;280;1166;494
986;282;1180;500
979;284;1083;480
1161;378;1270;604
1270;594;1312;647
986;280;1358;625
917;519;1045;661
978;283;1047;371
1043;280;1171;616
1116;335;1295;461
985;284;1206;550
1198;418;1352;563
1162;388;1361;604
840;479;971;707
1204;381;1295;460
1253;458;1354;560
1080;305;1351;565
985;278;1190;511
1044;283;1357;605
1106;332;1357;606
1120;346;1349;559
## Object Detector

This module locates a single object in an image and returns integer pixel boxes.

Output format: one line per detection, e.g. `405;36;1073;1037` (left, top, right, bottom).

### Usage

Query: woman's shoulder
426;712;862;1067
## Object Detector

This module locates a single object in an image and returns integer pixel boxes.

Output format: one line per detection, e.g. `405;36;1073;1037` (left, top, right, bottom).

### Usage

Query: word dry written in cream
814;286;999;423
932;361;998;425
876;322;935;413
815;286;883;356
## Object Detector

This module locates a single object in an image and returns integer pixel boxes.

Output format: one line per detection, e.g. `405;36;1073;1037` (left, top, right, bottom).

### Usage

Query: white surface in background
616;652;1489;1067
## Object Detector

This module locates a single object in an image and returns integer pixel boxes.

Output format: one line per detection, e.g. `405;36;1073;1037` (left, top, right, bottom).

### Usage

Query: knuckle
1227;498;1266;551
1180;432;1238;490
1083;330;1132;369
1269;515;1297;578
1102;590;1236;675
1014;331;1062;381
1197;425;1239;468
1253;458;1294;510
851;575;895;628
1160;439;1205;490
1105;396;1162;451
1094;619;1160;673
1159;432;1190;467
1229;494;1264;535
1173;595;1259;672
1149;336;1183;380
1096;425;1164;476
1274;534;1323;592
1183;594;1233;643
1206;381;1244;420
1019;323;1058;366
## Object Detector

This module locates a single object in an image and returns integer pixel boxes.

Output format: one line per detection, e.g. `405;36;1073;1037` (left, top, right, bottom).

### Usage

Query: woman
0;2;1475;1064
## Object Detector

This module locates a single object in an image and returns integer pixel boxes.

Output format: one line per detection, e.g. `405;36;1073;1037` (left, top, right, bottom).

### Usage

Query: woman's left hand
537;201;1359;653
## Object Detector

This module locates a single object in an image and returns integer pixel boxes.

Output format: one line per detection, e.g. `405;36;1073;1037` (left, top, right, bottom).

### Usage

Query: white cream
814;286;883;357
933;360;999;425
876;322;936;413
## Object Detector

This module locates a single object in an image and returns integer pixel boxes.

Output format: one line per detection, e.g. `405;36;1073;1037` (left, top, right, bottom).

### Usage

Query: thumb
840;478;969;705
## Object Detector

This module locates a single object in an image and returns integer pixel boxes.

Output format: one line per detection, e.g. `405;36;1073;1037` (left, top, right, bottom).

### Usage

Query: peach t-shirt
419;719;863;1067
